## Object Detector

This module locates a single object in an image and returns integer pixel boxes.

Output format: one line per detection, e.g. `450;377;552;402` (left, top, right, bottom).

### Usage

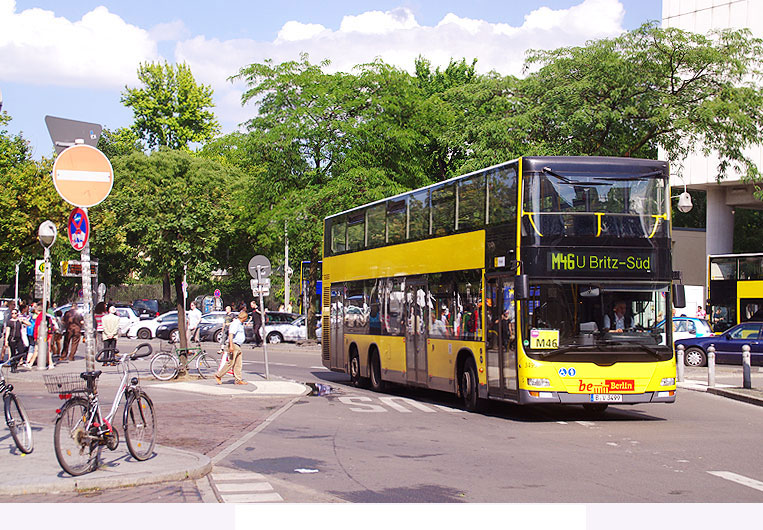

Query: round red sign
68;207;89;251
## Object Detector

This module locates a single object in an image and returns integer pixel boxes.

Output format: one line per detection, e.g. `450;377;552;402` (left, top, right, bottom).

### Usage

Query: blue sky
1;0;662;158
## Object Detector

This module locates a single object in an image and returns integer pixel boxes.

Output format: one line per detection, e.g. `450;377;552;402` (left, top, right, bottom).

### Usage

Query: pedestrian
60;306;72;360
52;310;64;360
101;305;121;365
250;301;263;347
31;309;55;369
187;301;202;342
2;308;27;372
218;305;235;354
215;310;248;386
94;302;106;355
65;303;85;361
23;303;39;368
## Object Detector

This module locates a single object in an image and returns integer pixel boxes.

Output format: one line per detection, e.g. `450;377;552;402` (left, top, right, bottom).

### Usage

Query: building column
706;187;734;255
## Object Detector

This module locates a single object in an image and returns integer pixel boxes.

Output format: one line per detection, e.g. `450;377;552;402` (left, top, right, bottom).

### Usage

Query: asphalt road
6;336;763;503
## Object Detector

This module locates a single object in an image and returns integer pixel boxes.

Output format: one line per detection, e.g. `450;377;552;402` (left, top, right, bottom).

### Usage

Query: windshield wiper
542;166;573;184
538;344;592;359
591;170;665;182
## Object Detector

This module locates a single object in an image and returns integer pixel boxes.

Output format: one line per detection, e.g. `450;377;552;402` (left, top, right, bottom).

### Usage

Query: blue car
675;321;763;367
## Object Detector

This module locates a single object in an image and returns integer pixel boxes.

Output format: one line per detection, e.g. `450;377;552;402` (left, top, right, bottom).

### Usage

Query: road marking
379;396;437;412
708;471;763;492
310;366;328;370
576;421;596;427
338;395;462;413
210;468;283;503
337;396;387;412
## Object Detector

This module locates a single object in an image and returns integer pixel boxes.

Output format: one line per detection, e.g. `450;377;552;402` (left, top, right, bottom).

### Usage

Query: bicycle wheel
54;397;96;476
195;352;215;379
149;353;178;381
124;391;156;461
4;393;33;454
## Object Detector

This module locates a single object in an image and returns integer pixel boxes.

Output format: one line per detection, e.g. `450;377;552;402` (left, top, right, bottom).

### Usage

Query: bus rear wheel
460;358;480;412
369;353;384;392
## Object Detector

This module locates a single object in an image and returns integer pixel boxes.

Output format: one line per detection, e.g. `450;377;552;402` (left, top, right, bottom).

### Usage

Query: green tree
121;61;220;150
109;149;237;368
515;23;763;183
97;127;142;159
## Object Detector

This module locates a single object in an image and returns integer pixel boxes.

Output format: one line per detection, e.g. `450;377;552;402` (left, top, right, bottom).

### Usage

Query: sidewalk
1;357;310;496
677;371;763;407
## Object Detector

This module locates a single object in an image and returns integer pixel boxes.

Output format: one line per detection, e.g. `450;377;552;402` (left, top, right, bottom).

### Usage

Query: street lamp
37;221;57;369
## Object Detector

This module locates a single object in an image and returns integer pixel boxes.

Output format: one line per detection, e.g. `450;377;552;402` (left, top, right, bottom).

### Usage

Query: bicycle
149;343;215;381
43;342;156;476
0;354;33;454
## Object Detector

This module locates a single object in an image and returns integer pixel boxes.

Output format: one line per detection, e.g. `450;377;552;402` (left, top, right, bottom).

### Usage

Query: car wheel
267;332;283;344
137;328;151;340
170;329;180;344
213;329;222;344
684;347;707;367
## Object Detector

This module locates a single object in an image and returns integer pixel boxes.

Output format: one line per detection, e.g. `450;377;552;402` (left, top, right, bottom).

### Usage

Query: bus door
405;278;428;384
486;276;518;397
330;285;345;372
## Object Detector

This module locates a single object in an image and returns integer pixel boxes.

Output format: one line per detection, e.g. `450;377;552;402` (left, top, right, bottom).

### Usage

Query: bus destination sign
524;248;663;279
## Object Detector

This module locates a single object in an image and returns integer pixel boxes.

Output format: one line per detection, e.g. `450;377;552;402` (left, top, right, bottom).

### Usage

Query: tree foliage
121;61;220;150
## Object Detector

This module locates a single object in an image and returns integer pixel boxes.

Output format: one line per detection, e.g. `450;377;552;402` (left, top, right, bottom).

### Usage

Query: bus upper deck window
330;218;346;254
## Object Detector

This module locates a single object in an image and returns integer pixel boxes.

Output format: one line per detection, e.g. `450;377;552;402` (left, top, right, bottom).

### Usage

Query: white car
263;315;308;344
114;306;140;336
127;311;177;340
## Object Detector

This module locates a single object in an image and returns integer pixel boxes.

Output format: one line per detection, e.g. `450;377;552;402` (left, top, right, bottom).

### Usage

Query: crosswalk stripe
217;482;274;493
221;492;283;503
213;472;267;481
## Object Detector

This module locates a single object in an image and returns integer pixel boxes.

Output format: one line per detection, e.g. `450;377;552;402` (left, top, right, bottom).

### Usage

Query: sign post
249;255;272;380
37;221;57;370
51;140;113;372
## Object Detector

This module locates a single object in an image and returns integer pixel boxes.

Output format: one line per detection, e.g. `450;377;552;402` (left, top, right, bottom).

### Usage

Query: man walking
65;303;85;361
250;301;263;347
215;310;248;386
187;301;202;343
101;306;120;364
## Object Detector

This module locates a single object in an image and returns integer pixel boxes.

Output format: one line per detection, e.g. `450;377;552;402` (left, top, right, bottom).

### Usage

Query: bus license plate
591;394;623;402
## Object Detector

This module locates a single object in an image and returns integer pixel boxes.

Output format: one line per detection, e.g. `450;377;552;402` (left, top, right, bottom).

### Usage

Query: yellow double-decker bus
322;156;682;411
708;253;763;332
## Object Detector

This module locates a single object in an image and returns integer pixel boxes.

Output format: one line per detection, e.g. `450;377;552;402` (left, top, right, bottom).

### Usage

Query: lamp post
37;221;57;369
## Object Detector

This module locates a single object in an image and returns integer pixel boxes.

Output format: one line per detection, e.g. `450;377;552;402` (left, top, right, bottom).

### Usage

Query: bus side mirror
515;274;530;300
673;284;686;308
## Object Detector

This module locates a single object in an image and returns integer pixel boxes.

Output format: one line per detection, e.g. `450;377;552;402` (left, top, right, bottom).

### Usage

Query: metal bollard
707;344;716;388
742;344;752;389
676;344;685;382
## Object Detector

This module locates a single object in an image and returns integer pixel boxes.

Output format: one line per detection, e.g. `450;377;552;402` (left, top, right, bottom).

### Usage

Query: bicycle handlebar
130;343;153;360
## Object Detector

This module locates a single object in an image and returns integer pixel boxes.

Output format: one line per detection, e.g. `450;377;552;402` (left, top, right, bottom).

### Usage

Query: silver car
263;315;308;344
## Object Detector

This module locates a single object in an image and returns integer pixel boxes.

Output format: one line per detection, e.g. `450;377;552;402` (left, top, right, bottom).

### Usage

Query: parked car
113;305;140;336
263;314;308;344
197;311;231;343
675;321;763;367
132;299;160;320
656;316;713;345
127;311;177;340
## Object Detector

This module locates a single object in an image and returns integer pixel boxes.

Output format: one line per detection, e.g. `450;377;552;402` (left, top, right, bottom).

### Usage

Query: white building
662;0;763;255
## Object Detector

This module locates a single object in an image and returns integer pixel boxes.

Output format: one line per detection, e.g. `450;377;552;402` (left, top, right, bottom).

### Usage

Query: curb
0;444;212;496
705;387;763;407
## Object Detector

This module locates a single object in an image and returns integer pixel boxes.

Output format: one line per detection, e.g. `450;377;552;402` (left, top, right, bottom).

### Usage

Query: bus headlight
527;378;551;387
661;377;675;386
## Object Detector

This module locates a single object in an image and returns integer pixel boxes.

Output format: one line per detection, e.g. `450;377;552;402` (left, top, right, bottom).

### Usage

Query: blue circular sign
68;207;89;251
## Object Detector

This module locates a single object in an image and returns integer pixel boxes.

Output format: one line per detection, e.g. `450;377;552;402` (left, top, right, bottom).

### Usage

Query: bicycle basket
43;373;88;394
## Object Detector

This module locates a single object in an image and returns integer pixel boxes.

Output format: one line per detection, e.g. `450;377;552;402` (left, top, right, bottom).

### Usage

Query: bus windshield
524;171;667;217
521;281;671;358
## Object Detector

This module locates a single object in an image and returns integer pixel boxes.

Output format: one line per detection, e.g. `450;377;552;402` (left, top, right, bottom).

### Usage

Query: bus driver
603;300;631;333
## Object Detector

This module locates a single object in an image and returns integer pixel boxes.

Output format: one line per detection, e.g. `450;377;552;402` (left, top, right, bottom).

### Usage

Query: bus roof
324;155;667;221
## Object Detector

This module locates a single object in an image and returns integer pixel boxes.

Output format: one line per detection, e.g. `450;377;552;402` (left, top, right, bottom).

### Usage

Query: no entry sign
68;207;89;251
52;144;113;208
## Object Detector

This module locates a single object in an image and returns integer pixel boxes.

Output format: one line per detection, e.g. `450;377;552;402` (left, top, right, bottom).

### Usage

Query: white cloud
277;21;328;42
0;0;627;137
176;0;626;131
0;0;160;88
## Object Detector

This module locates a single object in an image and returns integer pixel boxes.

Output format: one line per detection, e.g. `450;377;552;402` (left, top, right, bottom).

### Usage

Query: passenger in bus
603;300;632;333
431;307;449;337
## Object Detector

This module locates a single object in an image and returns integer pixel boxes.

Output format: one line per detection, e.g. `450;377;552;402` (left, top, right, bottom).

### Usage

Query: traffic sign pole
80;207;96;372
257;265;270;381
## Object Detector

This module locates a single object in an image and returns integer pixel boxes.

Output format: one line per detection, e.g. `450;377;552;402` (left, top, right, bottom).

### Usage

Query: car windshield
521;281;671;359
158;312;177;322
201;314;225;324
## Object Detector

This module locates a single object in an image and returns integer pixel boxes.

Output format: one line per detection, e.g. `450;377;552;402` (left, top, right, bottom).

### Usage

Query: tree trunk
306;258;319;339
162;272;171;302
174;271;188;375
